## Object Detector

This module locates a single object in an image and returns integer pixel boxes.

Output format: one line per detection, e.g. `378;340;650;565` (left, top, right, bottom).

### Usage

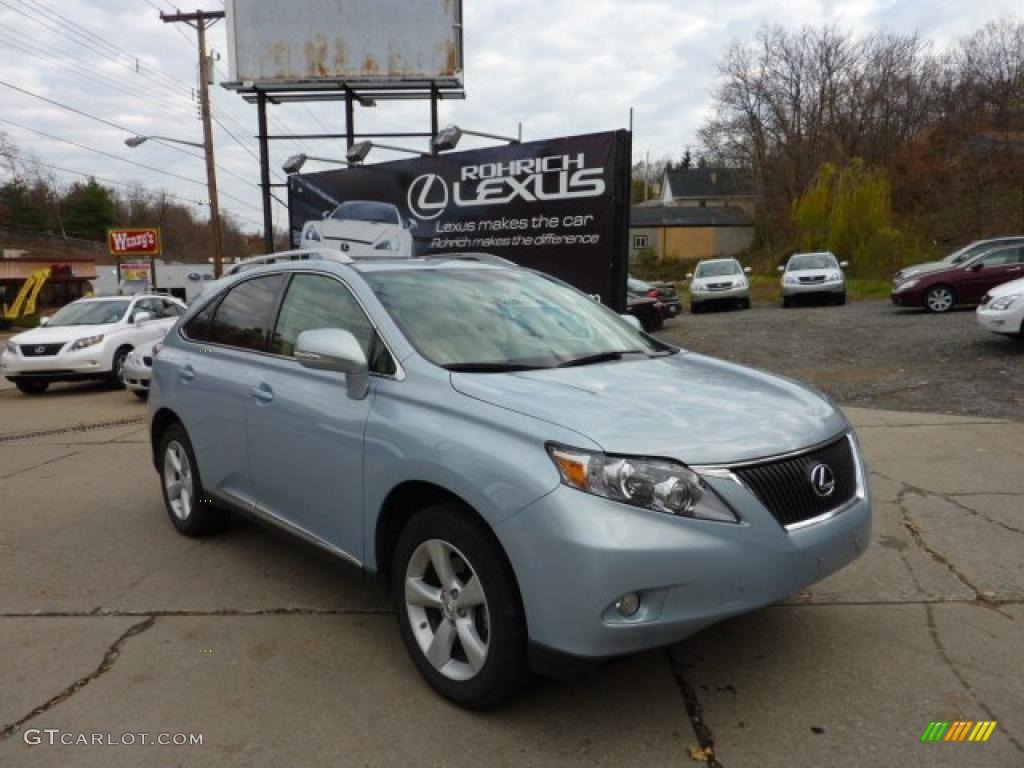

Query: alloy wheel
163;440;194;521
926;287;954;313
404;539;490;682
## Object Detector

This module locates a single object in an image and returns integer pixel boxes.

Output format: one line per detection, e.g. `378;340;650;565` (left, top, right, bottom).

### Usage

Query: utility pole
160;8;226;277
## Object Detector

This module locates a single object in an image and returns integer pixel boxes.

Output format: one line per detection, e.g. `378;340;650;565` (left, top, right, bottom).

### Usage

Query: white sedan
977;277;1024;339
300;200;415;257
1;294;185;395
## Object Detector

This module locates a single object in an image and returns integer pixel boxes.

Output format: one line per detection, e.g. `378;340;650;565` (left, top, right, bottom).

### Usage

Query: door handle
180;364;196;382
248;382;274;403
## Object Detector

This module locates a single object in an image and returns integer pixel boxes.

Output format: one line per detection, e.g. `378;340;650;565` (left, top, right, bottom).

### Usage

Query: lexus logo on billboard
407;174;449;220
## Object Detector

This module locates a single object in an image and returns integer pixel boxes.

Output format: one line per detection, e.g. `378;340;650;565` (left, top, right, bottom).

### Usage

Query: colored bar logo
921;721;997;742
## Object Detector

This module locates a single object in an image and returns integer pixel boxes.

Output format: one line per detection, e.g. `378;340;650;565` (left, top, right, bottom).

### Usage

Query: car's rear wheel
132;390;148;400
392;503;528;709
925;285;956;313
108;347;131;388
158;423;228;537
15;379;49;395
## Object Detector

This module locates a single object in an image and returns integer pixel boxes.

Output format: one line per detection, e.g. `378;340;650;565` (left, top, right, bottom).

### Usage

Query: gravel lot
655;300;1024;421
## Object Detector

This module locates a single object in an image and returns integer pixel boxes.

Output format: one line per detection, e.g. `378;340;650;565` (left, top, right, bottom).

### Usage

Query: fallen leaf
689;744;714;763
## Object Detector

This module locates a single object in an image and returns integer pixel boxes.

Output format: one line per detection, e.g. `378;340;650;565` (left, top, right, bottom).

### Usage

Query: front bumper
782;280;845;297
1;346;111;381
890;287;924;307
497;448;871;659
123;354;152;392
691;286;749;304
976;305;1023;336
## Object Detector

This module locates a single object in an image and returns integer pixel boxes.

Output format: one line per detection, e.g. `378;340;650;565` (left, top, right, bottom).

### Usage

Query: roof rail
225;249;351;276
419;252;516;267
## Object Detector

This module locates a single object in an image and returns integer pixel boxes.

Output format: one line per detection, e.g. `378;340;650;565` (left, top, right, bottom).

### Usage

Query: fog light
615;592;641;617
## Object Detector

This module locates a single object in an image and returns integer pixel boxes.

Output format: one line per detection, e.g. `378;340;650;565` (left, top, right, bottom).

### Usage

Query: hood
451;353;847;465
10;324;111;345
784;268;842;280
897;260;947;278
989;276;1024;297
316;219;398;244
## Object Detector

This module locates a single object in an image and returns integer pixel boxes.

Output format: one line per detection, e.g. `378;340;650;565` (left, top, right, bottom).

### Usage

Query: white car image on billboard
300;201;416;258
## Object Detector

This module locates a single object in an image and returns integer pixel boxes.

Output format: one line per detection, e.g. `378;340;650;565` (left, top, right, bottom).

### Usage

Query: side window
208;274;285;352
271;274;395;375
182;299;218;342
131;298;160;320
161;300;184;318
980;248;1016;267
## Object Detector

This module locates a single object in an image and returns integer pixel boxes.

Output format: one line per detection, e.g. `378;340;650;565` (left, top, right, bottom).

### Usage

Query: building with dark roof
629;204;754;263
660;167;756;212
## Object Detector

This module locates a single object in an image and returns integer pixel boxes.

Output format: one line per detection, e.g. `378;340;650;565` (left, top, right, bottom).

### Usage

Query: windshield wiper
443;362;547;373
556;349;649;368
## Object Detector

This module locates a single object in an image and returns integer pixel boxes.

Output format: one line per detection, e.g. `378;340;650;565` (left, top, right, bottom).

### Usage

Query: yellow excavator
2;267;51;320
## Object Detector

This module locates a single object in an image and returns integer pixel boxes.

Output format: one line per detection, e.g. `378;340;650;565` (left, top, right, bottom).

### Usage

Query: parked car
779;252;848;307
977;277;1024;339
300;200;415;257
1;294;185;394
123;340;162;399
627;276;682;319
686;258;752;313
894;236;1024;286
149;249;871;708
625;294;665;331
891;244;1024;313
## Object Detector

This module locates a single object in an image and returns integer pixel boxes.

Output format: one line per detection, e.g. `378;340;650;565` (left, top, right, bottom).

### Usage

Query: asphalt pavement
0;349;1021;766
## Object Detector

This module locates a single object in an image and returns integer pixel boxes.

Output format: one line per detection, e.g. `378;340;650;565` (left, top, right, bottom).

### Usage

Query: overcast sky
0;0;1020;234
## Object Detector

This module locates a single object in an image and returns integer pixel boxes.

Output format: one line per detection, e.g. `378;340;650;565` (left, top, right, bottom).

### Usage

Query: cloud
0;0;1020;233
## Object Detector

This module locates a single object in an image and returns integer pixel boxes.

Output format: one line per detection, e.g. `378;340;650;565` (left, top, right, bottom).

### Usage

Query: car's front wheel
108;347;131;388
925;285;956;313
158;423;228;537
15;379;49;395
392;504;528;709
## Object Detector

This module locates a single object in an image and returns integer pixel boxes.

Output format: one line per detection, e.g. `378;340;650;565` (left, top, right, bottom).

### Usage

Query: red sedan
891;244;1024;313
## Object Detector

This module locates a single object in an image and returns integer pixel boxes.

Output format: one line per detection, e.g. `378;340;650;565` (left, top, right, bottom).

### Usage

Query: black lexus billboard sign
287;130;631;309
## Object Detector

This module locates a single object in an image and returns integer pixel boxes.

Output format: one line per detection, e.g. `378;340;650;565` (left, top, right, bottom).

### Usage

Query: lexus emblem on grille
35;346;46;354
809;463;836;498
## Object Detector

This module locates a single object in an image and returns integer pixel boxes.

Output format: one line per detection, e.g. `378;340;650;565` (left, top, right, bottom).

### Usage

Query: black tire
392;503;529;710
835;292;847;306
132;390;148;400
158;422;229;537
690;302;702;315
782;296;792;308
924;285;956;314
108;347;131;388
649;316;664;331
15;379;49;395
741;298;751;310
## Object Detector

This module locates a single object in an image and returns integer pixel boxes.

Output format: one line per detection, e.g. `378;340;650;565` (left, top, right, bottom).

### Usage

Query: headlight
546;444;738;522
304;228;321;242
374;235;399;251
691;283;706;293
783;275;799;285
990;293;1021;311
70;334;104;351
4;340;16;355
895;279;919;292
829;271;842;281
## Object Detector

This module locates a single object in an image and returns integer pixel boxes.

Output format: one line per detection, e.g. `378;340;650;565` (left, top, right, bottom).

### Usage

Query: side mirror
969;262;984;272
744;266;753;274
133;311;153;326
621;314;643;331
839;261;849;269
295;328;369;400
39;316;49;326
685;272;693;280
777;265;785;273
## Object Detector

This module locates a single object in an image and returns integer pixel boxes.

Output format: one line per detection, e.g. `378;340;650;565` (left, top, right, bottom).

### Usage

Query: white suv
1;294;185;394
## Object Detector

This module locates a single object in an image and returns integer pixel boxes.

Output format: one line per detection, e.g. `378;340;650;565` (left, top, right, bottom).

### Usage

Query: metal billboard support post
430;84;439;155
345;91;355;149
256;91;274;253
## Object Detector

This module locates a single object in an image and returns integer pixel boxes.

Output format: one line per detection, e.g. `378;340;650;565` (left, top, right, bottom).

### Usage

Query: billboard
107;228;160;256
288;131;631;309
224;0;463;88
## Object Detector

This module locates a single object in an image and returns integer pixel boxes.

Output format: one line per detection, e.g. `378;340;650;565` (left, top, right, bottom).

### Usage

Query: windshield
787;253;837;271
364;268;668;370
331;201;400;225
627;277;651;292
46;300;131;326
696;261;741;277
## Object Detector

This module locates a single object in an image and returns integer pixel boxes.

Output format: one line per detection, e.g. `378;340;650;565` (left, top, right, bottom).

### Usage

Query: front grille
20;343;65;357
707;281;733;290
732;435;858;528
798;275;826;284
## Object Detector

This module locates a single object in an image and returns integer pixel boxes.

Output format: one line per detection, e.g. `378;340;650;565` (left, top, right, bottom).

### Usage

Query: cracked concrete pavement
0;384;1021;766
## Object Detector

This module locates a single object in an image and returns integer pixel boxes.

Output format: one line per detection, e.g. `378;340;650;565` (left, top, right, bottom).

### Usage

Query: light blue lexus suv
148;249;871;708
